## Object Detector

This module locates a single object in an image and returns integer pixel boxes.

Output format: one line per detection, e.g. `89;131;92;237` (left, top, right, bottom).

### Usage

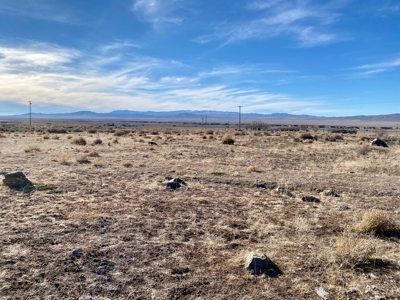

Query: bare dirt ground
0;123;399;299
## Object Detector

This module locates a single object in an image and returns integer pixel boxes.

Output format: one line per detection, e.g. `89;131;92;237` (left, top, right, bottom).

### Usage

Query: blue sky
0;0;399;116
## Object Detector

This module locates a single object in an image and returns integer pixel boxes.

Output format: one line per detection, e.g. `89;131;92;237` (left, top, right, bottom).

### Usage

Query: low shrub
122;160;133;167
76;154;90;164
24;145;41;153
222;134;235;145
336;230;376;268
72;137;87;146
354;210;397;234
48;127;68;134
92;138;102;145
114;130;128;137
247;166;258;173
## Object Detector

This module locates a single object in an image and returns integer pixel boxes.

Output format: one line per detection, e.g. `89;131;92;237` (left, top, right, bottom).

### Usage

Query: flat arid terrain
0;123;399;299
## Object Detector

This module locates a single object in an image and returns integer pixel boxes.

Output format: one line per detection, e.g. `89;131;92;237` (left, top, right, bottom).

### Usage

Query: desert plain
0;122;399;299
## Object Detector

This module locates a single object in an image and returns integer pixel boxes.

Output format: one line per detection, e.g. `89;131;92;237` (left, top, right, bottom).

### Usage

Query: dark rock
372;138;388;148
275;186;294;197
2;172;33;191
148;142;158;146
345;290;357;296
302;196;320;203
253;183;267;189
167;182;181;189
72;248;83;256
166;178;187;189
245;252;269;275
322;189;339;197
339;205;350;211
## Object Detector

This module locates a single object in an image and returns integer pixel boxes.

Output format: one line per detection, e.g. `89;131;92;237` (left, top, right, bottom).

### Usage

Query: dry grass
76;154;90;164
92;158;105;167
121;160;133;167
335;230;377;268
0;124;400;299
91;138;102;145
24;145;41;153
247;165;258;172
88;151;100;157
221;134;235;145
58;153;71;165
72;137;87;145
354;209;397;234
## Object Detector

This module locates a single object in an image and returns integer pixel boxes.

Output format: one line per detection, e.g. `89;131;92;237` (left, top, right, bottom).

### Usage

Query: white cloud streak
351;56;400;77
0;41;326;114
131;0;187;26
0;0;83;25
195;0;348;47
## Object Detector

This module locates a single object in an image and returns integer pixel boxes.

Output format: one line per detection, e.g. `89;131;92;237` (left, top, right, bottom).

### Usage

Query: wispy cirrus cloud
98;40;143;53
0;0;83;25
351;55;400;77
195;0;349;47
131;0;189;26
0;41;328;114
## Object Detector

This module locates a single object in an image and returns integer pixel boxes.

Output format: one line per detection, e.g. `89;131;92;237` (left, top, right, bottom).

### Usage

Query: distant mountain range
2;110;400;123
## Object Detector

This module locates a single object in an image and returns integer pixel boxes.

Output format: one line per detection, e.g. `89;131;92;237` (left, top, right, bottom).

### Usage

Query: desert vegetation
0;122;399;299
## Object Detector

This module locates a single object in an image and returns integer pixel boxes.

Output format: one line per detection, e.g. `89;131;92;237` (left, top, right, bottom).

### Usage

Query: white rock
315;287;329;299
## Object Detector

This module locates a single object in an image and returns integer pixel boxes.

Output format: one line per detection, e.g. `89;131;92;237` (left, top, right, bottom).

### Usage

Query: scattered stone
339;205;350;211
275;186;294;197
2;171;34;191
253;183;267;189
148;142;158;146
72;248;83;256
371;138;388;148
322;189;339;197
366;285;376;292
315;287;329;299
345;290;357;297
245;252;270;275
302;196;320;203
164;178;187;190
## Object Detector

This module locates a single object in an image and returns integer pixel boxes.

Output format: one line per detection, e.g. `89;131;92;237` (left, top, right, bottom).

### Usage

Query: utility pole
205;114;207;130
238;106;242;131
201;117;204;130
29;101;32;127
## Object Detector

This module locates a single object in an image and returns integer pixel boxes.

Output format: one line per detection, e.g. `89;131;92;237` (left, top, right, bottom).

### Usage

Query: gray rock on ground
322;189;339;197
302;195;321;203
275;186;294;197
2;171;33;191
72;248;83;256
315;286;329;299
245;252;270;275
371;138;388;148
162;177;187;189
339;205;350;211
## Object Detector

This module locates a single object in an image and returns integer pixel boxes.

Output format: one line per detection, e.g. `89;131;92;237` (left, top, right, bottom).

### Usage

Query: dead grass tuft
91;138;102;145
76;154;91;164
72;137;87;145
121;160;133;167
247;166;258;173
221;134;235;145
92;158;104;167
88;151;100;157
354;210;397;234
24;145;41;153
336;230;377;268
357;145;371;156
